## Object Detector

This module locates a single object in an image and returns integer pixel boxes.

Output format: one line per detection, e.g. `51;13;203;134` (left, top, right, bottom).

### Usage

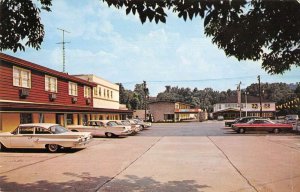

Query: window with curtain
13;66;31;88
45;75;57;92
69;82;78;96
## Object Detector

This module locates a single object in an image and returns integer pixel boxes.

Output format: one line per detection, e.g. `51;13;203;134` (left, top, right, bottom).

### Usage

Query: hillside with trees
119;82;300;115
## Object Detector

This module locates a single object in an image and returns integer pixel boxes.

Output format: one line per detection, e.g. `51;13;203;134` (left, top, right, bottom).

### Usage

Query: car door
10;126;35;148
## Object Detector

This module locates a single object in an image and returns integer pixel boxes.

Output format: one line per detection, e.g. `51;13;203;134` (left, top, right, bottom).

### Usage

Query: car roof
19;123;58;129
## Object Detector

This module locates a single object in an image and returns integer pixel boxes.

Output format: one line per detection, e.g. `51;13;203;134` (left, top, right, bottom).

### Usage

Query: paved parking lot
1;121;300;192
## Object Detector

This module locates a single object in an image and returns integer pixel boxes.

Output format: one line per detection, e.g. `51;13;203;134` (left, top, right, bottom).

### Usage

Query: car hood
0;132;13;136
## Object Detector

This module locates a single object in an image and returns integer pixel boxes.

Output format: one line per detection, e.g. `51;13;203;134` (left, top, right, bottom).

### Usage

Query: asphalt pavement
0;121;300;192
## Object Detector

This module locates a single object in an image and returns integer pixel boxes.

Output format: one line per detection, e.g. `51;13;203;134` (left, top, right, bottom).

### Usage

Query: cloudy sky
4;0;300;96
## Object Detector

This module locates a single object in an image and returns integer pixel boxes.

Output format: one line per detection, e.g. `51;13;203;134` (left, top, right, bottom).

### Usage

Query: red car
232;119;293;134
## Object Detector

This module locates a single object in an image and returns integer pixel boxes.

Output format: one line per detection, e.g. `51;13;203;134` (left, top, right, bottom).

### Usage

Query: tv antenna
57;28;70;73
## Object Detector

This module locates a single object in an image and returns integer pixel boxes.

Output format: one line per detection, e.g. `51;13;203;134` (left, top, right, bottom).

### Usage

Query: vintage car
225;116;262;127
68;120;133;138
120;120;142;133
0;123;92;152
232;119;293;134
133;119;152;128
285;114;299;125
125;119;152;131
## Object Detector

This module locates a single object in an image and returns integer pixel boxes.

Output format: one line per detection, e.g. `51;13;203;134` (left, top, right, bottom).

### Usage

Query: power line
121;74;300;85
121;75;260;84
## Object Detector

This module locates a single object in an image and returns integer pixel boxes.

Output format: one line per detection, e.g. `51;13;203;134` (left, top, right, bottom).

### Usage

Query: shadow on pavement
0;148;83;154
0;172;210;192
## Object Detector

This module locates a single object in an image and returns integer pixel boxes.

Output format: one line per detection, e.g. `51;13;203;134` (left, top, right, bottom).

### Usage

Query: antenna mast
57;28;70;73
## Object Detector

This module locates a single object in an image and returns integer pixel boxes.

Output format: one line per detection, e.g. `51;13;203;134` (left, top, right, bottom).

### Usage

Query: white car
0;123;92;152
68;120;133;138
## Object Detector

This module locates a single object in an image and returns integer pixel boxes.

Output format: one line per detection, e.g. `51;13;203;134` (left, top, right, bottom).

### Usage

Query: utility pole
237;81;242;118
143;81;148;121
258;75;263;117
245;91;248;117
57;28;70;73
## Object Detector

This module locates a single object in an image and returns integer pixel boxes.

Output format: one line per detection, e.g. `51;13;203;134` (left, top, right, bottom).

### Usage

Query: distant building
73;74;131;120
148;101;205;122
213;95;276;119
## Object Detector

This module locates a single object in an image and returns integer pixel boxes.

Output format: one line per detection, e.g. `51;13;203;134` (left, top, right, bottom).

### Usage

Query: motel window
104;88;106;97
111;91;113;99
94;87;98;96
66;114;74;125
13;66;31;88
45;75;57;93
99;87;101;96
69;82;78;96
20;113;33;124
84;86;92;98
107;90;110;98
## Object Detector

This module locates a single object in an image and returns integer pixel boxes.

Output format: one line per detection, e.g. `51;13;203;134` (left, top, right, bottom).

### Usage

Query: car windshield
113;121;122;125
50;125;69;134
107;121;118;126
122;121;131;126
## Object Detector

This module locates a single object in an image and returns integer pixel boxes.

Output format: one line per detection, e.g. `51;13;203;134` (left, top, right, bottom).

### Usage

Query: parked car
232;119;293;134
68;120;133;138
225;118;240;127
0;123;92;152
133;119;152;128
217;116;224;121
118;120;141;133
285;114;299;125
225;116;262;127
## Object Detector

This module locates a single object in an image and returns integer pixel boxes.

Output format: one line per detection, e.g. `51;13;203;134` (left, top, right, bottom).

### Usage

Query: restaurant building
213;95;276;119
148;101;205;122
0;53;132;132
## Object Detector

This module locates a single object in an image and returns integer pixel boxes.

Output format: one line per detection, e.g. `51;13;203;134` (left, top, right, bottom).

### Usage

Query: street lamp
245;92;248;117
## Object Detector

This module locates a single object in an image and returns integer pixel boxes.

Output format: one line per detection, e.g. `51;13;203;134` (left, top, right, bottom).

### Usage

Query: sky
4;0;300;96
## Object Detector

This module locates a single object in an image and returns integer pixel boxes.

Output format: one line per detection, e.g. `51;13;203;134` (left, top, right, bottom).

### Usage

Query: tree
102;0;300;74
0;0;52;52
1;1;299;74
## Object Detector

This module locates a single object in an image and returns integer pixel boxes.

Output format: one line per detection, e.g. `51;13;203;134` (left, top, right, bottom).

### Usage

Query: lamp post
245;92;248;117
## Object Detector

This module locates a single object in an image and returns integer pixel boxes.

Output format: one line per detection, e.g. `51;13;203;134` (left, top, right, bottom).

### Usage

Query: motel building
0;53;132;132
148;101;206;122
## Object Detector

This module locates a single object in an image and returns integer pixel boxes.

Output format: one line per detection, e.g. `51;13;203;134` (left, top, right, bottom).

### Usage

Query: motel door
56;113;64;126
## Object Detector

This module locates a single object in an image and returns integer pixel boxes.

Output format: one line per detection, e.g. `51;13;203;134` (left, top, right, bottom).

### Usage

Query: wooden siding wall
0;61;93;107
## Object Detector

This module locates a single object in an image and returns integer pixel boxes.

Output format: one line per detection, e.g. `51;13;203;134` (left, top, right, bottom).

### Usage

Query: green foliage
0;0;52;52
103;0;300;74
118;83;149;110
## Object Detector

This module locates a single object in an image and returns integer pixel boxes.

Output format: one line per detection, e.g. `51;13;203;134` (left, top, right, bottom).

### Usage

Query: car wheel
238;128;245;134
273;128;280;134
71;130;79;132
105;132;113;138
46;144;60;153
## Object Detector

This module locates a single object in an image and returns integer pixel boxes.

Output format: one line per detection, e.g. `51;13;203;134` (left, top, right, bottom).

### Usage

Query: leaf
126;7;131;15
204;12;212;27
140;14;147;24
160;16;166;23
188;11;193;20
183;11;187;21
